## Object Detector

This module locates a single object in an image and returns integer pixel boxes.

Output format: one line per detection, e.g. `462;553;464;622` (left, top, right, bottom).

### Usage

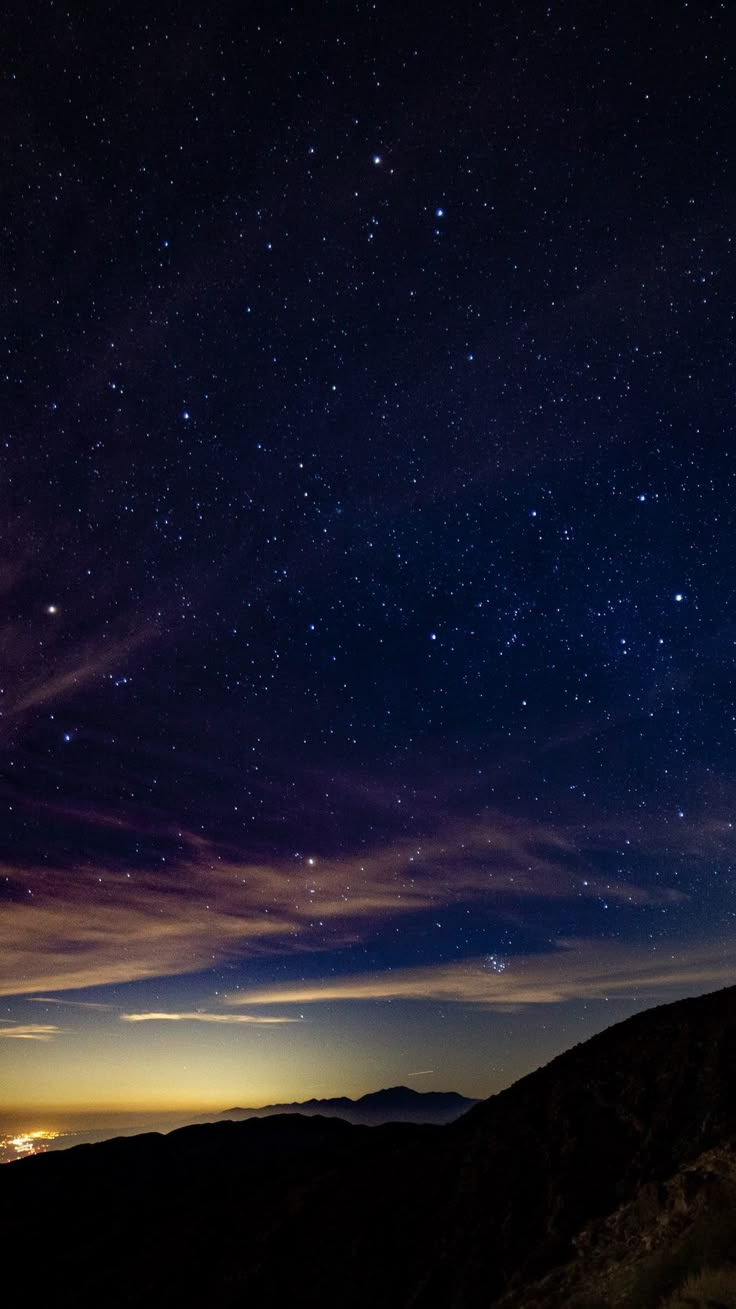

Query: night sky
2;1;735;1123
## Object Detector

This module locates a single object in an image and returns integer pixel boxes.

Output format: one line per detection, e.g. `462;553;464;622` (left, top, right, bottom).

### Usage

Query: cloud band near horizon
227;938;736;1010
0;812;687;998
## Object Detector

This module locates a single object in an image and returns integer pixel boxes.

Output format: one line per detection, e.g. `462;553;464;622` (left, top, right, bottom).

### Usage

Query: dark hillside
2;985;734;1309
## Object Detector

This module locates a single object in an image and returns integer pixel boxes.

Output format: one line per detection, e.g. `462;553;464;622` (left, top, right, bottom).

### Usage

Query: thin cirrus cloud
228;938;736;1011
1;614;161;732
27;996;114;1011
120;1011;299;1025
0;1023;62;1041
0;814;684;998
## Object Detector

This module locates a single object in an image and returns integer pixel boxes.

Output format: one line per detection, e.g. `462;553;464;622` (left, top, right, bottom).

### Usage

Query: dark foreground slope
2;985;735;1309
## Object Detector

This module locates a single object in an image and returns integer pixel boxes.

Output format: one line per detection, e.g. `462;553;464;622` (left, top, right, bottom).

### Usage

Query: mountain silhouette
1;984;734;1308
217;1084;476;1125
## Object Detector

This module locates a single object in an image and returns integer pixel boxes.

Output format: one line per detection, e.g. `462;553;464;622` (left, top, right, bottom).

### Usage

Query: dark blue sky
1;0;734;1117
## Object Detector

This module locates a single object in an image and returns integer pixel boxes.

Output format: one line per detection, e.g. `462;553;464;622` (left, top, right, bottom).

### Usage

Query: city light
1;1130;59;1164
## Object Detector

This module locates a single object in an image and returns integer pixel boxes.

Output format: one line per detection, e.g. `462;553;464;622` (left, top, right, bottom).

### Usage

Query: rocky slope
495;1142;736;1308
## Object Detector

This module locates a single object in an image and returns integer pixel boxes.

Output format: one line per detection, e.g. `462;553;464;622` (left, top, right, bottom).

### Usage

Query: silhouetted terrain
214;1084;477;1124
0;1087;473;1164
2;985;735;1308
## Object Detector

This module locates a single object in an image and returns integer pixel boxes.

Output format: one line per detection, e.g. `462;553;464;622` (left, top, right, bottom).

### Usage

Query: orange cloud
0;813;685;998
228;938;736;1010
0;1023;62;1040
119;1011;299;1025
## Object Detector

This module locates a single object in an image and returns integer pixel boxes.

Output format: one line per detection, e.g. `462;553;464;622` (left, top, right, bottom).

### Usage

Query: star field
1;0;735;1119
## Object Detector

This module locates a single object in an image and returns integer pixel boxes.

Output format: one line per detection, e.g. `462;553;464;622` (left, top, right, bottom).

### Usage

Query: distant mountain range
215;1084;477;1125
2;984;735;1308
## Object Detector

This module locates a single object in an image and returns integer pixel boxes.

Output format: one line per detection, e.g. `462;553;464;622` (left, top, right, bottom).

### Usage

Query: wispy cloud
28;996;113;1011
119;1011;299;1025
0;1023;62;1040
2;620;160;727
0;556;179;748
0;812;684;997
228;938;736;1010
